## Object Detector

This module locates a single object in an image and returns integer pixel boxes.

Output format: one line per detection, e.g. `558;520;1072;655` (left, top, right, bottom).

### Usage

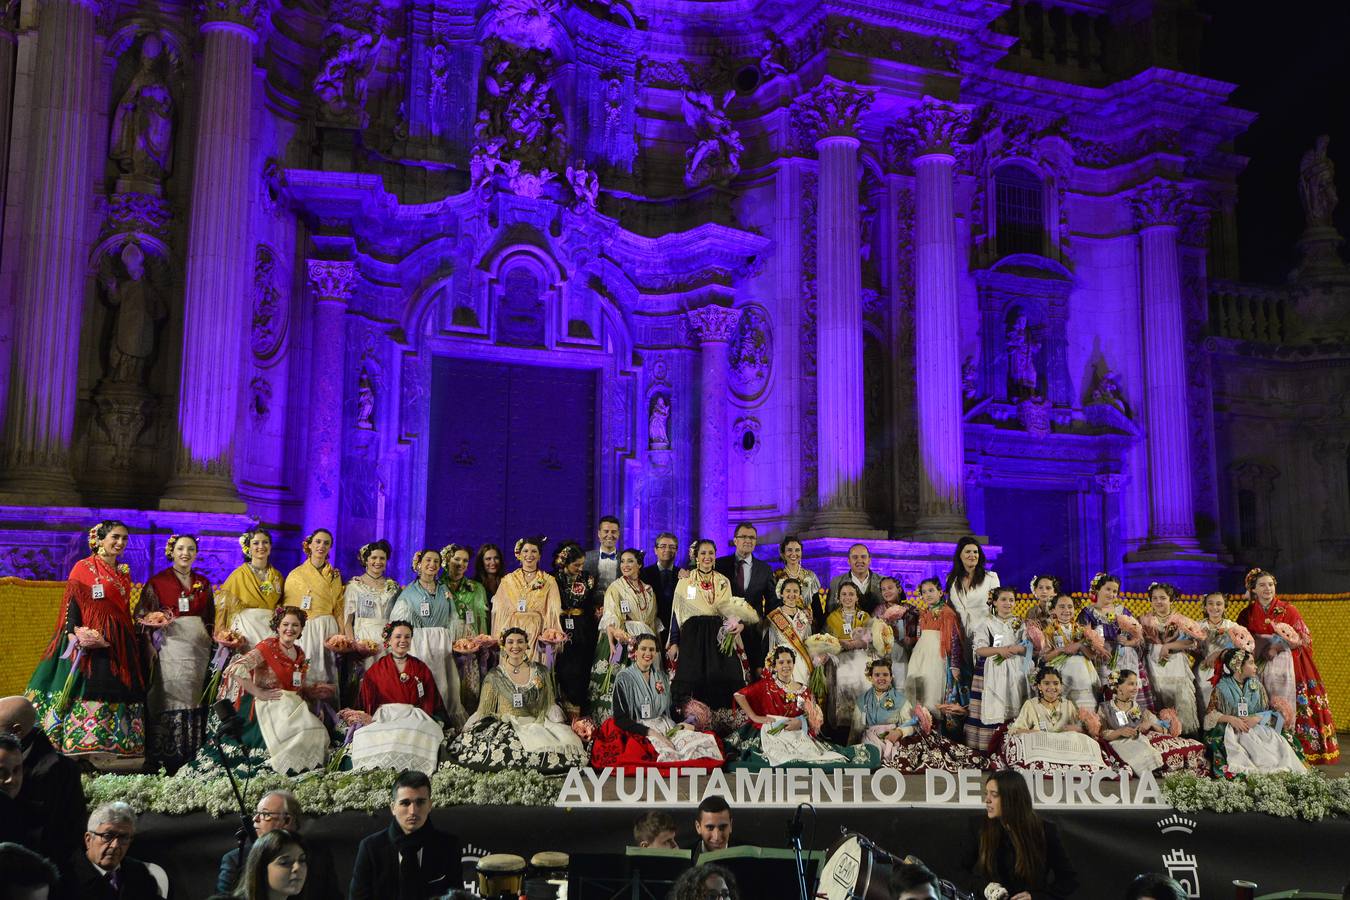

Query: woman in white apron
343;540;400;672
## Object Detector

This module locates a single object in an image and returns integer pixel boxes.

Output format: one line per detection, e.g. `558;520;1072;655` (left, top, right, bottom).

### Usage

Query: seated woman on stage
765;578;814;686
906;578;963;716
1041;593;1100;710
671;539;757;711
852;658;985;773
822;583;877;733
995;667;1110;774
346;620;446;774
342;540;399;670
26;520;146;756
1141;582;1201;735
965;586;1031;752
1204;648;1306;776
137;533;216;772
591;634;723;771
491;537;564;664
206;606;332;776
283;529;345;690
449;628;586;772
390;549;461;726
590;549;659;721
217;528;284;647
728;647;877;769
1096;670;1208;777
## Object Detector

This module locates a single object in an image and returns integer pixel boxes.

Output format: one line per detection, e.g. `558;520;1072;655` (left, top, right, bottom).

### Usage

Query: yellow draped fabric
217;564;283;629
283;562;344;618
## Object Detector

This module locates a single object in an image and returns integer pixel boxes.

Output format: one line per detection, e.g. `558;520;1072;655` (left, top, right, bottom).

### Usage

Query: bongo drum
816;833;895;900
525;851;570;898
477;853;526;897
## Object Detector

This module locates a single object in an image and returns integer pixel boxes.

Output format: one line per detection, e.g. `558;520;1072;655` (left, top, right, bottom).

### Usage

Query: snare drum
816;833;895;900
477;852;527;897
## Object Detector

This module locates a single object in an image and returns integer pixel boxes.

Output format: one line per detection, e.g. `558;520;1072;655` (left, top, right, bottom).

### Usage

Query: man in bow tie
583;516;623;592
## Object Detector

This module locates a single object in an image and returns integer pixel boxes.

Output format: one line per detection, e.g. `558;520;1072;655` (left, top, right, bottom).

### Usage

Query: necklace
249;563;267;579
628;580;652;613
508;659;526;675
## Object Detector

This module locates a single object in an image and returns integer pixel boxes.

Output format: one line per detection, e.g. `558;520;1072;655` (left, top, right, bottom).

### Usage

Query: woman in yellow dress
490;536;563;664
216;528;284;648
283;529;344;688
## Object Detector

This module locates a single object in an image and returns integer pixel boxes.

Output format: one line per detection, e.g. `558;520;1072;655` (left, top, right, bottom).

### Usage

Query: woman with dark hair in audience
342;540;399;671
473;543;506;601
218;527;284;648
962;769;1077;898
552;541;598;717
26;520;146;756
136;532;216;772
668;862;740;900
234;829;308;899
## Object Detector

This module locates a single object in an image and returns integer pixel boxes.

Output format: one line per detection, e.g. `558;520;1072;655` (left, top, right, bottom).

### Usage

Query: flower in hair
87;526;100;550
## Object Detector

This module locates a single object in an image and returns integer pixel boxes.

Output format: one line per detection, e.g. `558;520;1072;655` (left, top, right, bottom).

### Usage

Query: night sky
1200;3;1350;284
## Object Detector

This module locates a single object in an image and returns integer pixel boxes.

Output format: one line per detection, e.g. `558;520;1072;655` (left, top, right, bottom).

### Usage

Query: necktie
735;558;746;594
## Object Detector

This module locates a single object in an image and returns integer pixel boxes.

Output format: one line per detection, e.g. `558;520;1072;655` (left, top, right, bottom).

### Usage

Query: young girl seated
1096;669;1208;777
1041;593;1100;709
906;577;963;715
1204;648;1306;776
853;658;985;773
964;586;1030;751
1140;583;1201;735
995;667;1110;774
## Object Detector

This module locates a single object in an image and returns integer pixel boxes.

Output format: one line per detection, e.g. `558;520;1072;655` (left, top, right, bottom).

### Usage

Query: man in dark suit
60;801;166;900
0;696;86;863
582;515;623;593
715;522;775;665
825;543;885;618
683;795;734;863
640;531;681;648
0;732;41;852
350;769;461;900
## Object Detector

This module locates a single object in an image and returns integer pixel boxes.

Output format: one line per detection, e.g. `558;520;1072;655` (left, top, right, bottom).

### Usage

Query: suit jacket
350;821;461;900
60;852;164;900
582;549;621;593
826;571;885;616
21;726;88;862
640;562;680;641
715;554;776;618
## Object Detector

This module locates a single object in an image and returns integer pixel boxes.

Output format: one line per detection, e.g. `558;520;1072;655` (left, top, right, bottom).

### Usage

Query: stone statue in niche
648;394;670;450
759;35;789;80
109;34;174;189
1006;313;1041;399
681;87;742;188
1090;369;1128;413
961;356;978;401
603;74;624;129
355;370;375;430
98;243;167;385
249;376;272;424
313;0;385;125
565;160;599;210
428;42;451;133
251;245;286;360
1299;135;1338;229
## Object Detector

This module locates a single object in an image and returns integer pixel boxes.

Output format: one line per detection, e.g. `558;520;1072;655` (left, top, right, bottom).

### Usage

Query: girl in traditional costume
822;582;878;732
1041;593;1100;709
670;539;757;710
996;667;1110;774
283;529;344;690
590;548;659;720
964;586;1031;751
1204;648;1306;776
853;657;986;773
216;528;283;647
1194;591;1247;716
26;521;146;756
906;577;963;715
347;620;446;774
771;535;822;617
441;542;493;714
449;628;586;772
874;577;919;688
137;533;214;771
490;536;564;665
551;541;598;717
342;540;399;671
765;578;815;687
591;634;723;771
1096;669;1208;777
1140;582;1201;735
390;549;462;726
1237;568;1339;764
1078;572;1154;710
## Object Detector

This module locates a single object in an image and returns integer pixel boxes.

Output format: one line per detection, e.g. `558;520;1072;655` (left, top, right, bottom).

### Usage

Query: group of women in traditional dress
23;525;1339;785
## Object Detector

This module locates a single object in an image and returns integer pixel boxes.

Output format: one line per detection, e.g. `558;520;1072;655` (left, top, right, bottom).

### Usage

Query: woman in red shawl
25;521;146;755
1237;568;1339;764
346;620;447;773
357;620;443;719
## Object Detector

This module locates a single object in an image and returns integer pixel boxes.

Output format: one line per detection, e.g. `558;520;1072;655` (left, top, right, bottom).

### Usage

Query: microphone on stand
787;802;807;843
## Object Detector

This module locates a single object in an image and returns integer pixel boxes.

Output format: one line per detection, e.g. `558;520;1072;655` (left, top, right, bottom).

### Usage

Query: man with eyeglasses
58;801;165;899
215;790;341;898
640;532;682;649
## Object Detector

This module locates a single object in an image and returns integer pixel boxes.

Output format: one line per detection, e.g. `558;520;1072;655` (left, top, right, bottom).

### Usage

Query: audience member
632;812;679;849
584;516;623;592
1123;873;1186;900
0;697;86;862
668;862;738;900
826;544;884;617
0;842;60;900
888;861;942;900
0;734;38;851
685;796;733;863
235;830;307;900
960;771;1076;898
60;802;166;900
216;790;346;897
350;770;461;900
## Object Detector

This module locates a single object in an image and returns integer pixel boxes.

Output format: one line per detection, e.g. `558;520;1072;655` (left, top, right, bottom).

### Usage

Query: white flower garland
1162;771;1350;821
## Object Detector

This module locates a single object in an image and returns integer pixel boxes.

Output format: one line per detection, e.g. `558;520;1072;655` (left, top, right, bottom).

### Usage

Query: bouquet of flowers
1078;706;1102;738
985;882;1009;899
1166;613;1208;641
1272;622;1302;649
538;628;568;645
325;635;355;654
476;634;499;649
914;704;934;734
878;603;906;624
1269;696;1295;731
1025;623;1046;655
1223;623;1256;652
870;618;893;657
214;629;247;651
1114;612;1143;642
452;637;483;655
1081;627;1108;659
717;619;741;657
571;717;596;742
354;639;381;656
1156;707;1183;737
337;708;374;727
804;633;841;702
138;611;174;629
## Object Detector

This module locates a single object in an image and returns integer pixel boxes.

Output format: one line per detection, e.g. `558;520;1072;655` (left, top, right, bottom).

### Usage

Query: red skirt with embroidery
590;719;725;773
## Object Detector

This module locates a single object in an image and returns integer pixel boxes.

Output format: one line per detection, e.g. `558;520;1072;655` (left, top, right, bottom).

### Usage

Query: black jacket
350;820;461;900
60;852;165;900
714;554;776;618
639;563;680;641
21;727;88;862
960;817;1078;898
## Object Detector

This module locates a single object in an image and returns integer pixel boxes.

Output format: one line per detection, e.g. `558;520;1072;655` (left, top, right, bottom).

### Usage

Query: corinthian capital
900;96;971;158
197;0;268;32
307;260;357;301
686;305;740;344
791;81;874;147
1130;181;1190;229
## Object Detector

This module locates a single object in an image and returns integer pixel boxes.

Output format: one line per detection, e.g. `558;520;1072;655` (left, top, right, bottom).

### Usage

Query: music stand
569;848;690;900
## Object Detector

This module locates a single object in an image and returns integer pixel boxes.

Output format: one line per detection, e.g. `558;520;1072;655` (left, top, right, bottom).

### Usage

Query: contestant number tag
512;691;524;709
620;600;631;614
178;594;191;613
564;618;574;631
92;582;105;600
842;621;853;636
416;680;425;699
1114;708;1127;726
993;633;1006;648
517;598;527;613
292;671;302;688
686;585;697;600
1237;701;1249;717
1054;634;1065;648
465;611;474;627
640;703;652;719
419;602;431;618
301;595;312;611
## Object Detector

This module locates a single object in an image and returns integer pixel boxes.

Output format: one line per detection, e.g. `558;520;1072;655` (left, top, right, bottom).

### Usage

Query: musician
889;861;943;899
668;863;739;900
684;795;733;863
632;811;678;849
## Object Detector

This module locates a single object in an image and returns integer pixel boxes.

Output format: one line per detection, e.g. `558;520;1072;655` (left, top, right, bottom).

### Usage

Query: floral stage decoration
1161;771;1350;821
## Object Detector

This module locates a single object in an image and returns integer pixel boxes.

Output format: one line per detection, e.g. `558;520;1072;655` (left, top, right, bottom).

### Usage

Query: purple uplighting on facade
0;0;1346;593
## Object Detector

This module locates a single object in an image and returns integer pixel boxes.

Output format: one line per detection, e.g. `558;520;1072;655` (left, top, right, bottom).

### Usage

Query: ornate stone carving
251;245;287;361
249;375;272;423
399;356;427;439
427;41;451;134
196;0;267;31
259;157;285;216
728;306;771;400
791;81;873;145
354;329;382;430
647;393;670;450
899;96;971;158
1089;369;1129;414
681;88;741;188
1299;135;1338;229
1095;473;1125;493
759;34;788;80
732;416;761;459
313;0;386;126
1016;396;1052;437
961;355;978;401
471;39;565;195
565;160;599;210
93;383;155;469
1006;313;1041;400
488;0;561;50
307;259;357;299
686;305;739;343
1130;181;1189;229
109;34;174;192
103;192;171;239
97;242;167;386
3;546;60;580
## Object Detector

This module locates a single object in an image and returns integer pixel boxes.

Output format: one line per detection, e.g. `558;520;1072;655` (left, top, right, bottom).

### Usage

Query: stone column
161;0;266;511
792;81;878;534
1132;181;1198;549
0;0;100;501
907;97;972;540
687;304;738;541
304;261;356;530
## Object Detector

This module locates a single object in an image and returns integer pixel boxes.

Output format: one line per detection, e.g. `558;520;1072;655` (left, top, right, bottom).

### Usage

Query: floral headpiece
553;542;585;569
412;549;441;574
359;543;374;563
87;525;101;550
1244;567;1276;592
514;536;547;556
765;647;795;670
382;619;414;644
1225;649;1251;675
1105;670;1122;690
1089;571;1118;594
164;533;197;559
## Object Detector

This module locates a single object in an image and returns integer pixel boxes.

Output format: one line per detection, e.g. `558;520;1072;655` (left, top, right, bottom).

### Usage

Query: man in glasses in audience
59;801;164;899
215;790;340;898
